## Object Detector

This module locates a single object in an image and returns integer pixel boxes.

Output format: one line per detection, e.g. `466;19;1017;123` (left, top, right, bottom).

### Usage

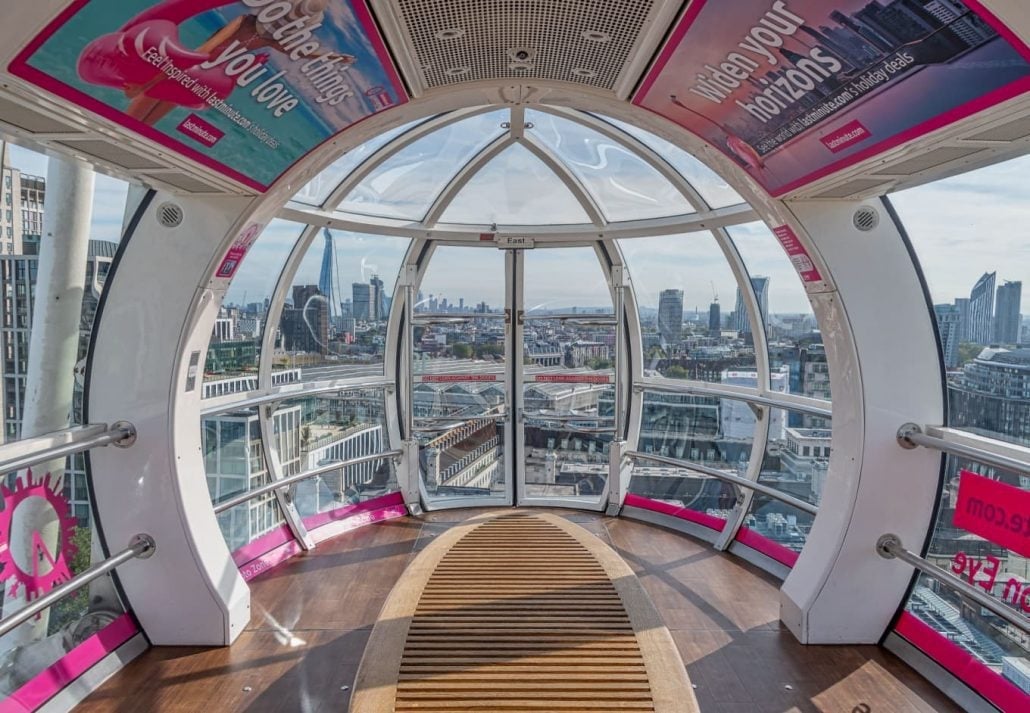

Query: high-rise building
281;285;328;355
967;272;996;345
352;282;372;321
0;143;44;257
318;228;341;319
657;289;683;346
370;274;385;321
934;304;962;368
953;297;970;342
994;280;1022;345
734;276;769;335
708;301;721;337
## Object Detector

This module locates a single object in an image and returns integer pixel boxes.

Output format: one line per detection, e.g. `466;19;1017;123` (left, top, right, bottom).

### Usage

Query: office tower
994;280;1022;345
282;285;328;354
967;272;996;344
708;301;721;337
934;304;962;368
657;289;683;346
352;282;372;321
953;297;970;342
734;276;769;335
370;274;385;320
318;228;341;319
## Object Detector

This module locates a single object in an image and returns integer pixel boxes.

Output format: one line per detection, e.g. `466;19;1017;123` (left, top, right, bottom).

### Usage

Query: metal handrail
877;534;1029;635
201;377;394;416
213;450;403;514
898;423;1030;478
524;313;617;325
638;379;833;420
625;450;819;516
0;534;155;639
0;422;136;475
412;313;503;323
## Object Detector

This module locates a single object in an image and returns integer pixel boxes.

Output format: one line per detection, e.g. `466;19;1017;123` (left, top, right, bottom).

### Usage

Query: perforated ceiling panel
394;0;656;90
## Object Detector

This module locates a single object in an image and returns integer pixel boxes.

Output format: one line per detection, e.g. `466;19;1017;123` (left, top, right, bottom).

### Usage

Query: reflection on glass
597;115;744;209
274;391;396;522
439;143;592;225
341;110;507;221
276;230;409;381
204;407;285;552
728;222;828;407
292;119;424;206
906;456;1030;681
207;220;305;395
618;233;757;383
521;248;614;501
413;247;508;502
628;391;751;520
526;110;693;222
743;409;830;552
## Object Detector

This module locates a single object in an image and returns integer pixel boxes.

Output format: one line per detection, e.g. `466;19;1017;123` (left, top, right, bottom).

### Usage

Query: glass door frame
399;239;637;513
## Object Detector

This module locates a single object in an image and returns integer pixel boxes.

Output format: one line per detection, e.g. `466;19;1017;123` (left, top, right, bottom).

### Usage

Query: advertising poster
954;469;1030;557
634;0;1030;196
9;0;408;192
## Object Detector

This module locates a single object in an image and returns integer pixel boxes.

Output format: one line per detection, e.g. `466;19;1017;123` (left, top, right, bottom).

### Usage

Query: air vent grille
853;206;879;232
156;202;184;228
395;0;656;90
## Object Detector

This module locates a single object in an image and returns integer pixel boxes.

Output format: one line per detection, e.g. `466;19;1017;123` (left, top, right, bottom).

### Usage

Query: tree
957;342;983;366
48;526;93;634
665;365;688;379
451;342;473;359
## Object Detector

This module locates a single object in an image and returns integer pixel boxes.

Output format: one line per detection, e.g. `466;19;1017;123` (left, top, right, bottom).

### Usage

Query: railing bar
640;381;833;419
200;378;395;416
625;450;819;515
903;429;1030;478
877;535;1029;635
0;423;135;475
0;535;154;639
213;450;403;514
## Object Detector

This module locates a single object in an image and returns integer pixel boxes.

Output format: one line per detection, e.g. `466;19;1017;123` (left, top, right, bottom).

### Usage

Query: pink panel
0;613;139;713
895;611;1028;711
623;494;727;532
735;526;800;567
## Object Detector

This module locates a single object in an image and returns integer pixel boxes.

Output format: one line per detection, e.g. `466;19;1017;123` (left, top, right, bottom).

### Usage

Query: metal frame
0;421;136;475
519;133;605;227
637;377;832;420
213;450;404;514
0;534;155;639
877;534;1029;634
423;134;516;225
898;423;1030;477
626;450;819;516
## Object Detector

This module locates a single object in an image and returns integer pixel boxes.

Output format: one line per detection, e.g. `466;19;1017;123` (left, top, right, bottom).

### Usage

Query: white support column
778;198;943;643
1;156;93;647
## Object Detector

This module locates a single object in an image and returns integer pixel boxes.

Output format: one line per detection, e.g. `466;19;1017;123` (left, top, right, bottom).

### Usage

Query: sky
4;132;1028;317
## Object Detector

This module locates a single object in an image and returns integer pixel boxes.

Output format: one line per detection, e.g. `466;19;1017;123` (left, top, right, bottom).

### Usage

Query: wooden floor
79;509;961;712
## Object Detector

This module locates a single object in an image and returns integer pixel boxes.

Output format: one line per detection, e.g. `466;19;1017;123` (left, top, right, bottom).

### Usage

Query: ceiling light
581;30;611;43
435;28;465;40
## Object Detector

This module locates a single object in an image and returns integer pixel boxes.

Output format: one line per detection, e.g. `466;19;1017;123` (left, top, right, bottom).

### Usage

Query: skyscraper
708;301;721;337
318;228;341;319
953;297;970;342
353;282;372;321
657;289;683;346
370;274;385;321
934;304;962;368
734;276;769;335
968;272;996;345
994;280;1022;345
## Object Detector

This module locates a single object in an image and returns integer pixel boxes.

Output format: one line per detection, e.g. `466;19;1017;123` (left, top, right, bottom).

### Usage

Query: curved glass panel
619;233;756;382
598;116;744;209
275;229;409;381
340;110;508;221
892;157;1029;446
204;406;286;553
271;391;397;525
742;409;829;556
891;158;1030;692
208;219;305;396
728;222;828;410
526;110;693;222
293;120;424;207
439;143;592;226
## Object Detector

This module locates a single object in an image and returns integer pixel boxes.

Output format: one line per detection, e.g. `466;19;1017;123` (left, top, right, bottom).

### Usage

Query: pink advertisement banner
634;0;1030;196
9;0;408;192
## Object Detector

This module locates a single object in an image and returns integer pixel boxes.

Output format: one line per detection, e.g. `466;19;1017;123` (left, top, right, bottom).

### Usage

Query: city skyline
4;135;1028;318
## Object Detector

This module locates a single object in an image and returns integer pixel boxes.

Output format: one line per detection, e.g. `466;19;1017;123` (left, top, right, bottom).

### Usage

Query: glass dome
290;106;745;228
